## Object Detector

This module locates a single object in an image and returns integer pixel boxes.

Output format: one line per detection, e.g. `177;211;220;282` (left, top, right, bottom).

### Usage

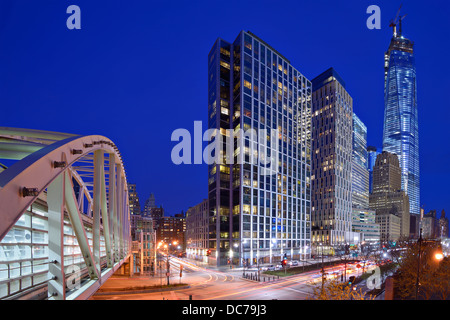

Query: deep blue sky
1;0;449;218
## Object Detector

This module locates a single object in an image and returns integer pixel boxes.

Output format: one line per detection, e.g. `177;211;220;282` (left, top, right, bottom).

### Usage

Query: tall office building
130;215;155;274
422;210;439;239
128;183;141;215
157;213;186;251
438;210;449;238
383;19;420;216
369;151;410;239
141;193;164;227
352;114;369;208
352;208;380;243
372;152;402;193
207;31;312;266
351;114;379;243
367;146;379;194
186;199;209;262
311;68;360;252
142;193;156;214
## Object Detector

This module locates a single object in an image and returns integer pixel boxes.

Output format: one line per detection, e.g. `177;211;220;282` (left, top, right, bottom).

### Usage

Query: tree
389;236;410;266
333;244;354;282
396;241;450;300
359;242;379;274
429;257;450;300
308;278;374;300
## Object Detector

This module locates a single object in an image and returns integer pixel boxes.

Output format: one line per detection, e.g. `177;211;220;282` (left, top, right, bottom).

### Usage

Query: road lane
91;257;379;300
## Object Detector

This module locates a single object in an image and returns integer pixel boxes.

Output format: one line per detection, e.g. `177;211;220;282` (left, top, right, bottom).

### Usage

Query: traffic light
206;249;211;256
348;276;355;285
281;253;287;266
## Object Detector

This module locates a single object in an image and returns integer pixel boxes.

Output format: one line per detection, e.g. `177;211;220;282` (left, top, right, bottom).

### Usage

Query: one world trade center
383;13;420;216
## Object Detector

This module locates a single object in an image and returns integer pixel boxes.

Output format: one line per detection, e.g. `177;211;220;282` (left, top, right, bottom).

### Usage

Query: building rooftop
312;67;346;91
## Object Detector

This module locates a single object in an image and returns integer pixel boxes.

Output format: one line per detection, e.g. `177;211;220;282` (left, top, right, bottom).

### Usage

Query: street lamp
415;228;423;300
319;242;325;293
415;229;446;300
435;252;444;261
232;243;239;269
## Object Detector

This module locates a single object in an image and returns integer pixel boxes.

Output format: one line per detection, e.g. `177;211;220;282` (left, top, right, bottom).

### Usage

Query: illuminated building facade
311;68;360;250
351;114;379;242
383;25;420;217
369;151;410;239
186;199;209;262
128;183;141;215
208;31;312;266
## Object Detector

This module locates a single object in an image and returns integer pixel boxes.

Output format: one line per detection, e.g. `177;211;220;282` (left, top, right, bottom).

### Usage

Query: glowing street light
435;252;444;261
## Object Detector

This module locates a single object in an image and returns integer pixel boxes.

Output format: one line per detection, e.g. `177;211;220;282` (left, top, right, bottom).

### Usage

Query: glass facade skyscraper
382;27;420;216
351;114;380;243
207;31;312;266
367;146;380;194
352;113;369;209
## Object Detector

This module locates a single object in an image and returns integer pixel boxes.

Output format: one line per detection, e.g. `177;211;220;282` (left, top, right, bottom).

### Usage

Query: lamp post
163;243;170;286
153;229;157;277
320;242;325;294
414;228;445;300
241;239;247;276
233;242;239;269
415;228;422;300
157;241;164;287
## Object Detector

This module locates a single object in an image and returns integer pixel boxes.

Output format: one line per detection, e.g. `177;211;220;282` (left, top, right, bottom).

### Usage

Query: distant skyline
1;1;450;217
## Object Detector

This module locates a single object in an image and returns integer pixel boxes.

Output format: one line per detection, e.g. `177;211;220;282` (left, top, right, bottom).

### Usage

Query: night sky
1;0;449;220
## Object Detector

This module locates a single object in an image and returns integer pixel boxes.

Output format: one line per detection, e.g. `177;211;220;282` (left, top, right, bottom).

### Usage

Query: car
266;265;276;271
291;260;299;266
275;264;283;270
329;272;340;279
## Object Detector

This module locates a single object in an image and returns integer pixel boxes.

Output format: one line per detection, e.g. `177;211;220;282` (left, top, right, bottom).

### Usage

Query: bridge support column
47;174;66;300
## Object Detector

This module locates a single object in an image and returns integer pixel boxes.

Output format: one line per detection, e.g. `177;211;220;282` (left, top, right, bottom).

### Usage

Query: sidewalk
94;274;189;295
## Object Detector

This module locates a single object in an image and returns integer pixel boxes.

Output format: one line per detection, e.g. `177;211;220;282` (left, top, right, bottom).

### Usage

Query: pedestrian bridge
0;127;131;300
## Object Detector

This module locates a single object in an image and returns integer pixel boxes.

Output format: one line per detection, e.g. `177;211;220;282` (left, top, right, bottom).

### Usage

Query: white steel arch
0;127;131;300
